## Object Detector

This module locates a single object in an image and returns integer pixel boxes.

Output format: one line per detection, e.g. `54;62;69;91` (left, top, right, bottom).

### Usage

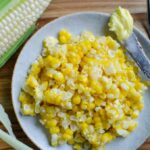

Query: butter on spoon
108;7;150;78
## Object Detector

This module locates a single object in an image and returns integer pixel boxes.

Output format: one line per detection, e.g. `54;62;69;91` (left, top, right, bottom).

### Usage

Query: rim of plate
11;11;150;149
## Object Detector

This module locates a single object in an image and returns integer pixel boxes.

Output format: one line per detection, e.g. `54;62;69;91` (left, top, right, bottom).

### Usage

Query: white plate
12;12;150;150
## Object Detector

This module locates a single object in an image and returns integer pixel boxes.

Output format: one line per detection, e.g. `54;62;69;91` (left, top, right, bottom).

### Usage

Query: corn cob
0;0;52;68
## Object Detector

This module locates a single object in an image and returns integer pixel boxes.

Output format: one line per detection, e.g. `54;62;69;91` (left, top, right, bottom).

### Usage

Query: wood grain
0;0;149;149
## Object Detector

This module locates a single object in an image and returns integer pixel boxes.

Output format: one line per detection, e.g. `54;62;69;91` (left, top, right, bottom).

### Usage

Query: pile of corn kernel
19;29;147;150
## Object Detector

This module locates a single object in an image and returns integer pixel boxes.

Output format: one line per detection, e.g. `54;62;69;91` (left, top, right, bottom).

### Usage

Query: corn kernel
88;103;95;110
72;95;81;105
53;72;65;83
128;122;137;132
90;81;103;94
73;144;82;150
94;117;101;123
44;90;62;105
99;93;106;99
62;133;72;140
21;104;35;116
58;29;72;44
19;91;33;103
51;141;58;147
49;127;60;134
44;55;61;68
95;99;103;106
30;63;41;76
72;105;79;112
80;123;88;131
26;75;38;88
80;101;88;110
106;37;116;49
46;119;57;127
78;74;88;84
86;117;92;124
95;122;103;129
74;133;85;143
101;132;113;143
99;109;106;120
132;111;139;119
68;139;75;145
59;35;68;44
65;129;73;135
92;40;99;49
79;40;91;53
135;103;144;111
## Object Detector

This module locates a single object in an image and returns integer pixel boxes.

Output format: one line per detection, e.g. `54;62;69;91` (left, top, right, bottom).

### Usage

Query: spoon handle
124;33;150;78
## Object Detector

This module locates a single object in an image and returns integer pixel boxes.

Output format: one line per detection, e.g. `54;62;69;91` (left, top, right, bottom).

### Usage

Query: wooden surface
0;0;149;149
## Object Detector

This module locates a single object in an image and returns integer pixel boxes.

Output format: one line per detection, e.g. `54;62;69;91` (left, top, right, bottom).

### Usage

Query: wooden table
0;0;149;149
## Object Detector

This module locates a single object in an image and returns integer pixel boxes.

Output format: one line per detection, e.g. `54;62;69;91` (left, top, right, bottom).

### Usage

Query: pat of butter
108;7;133;41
